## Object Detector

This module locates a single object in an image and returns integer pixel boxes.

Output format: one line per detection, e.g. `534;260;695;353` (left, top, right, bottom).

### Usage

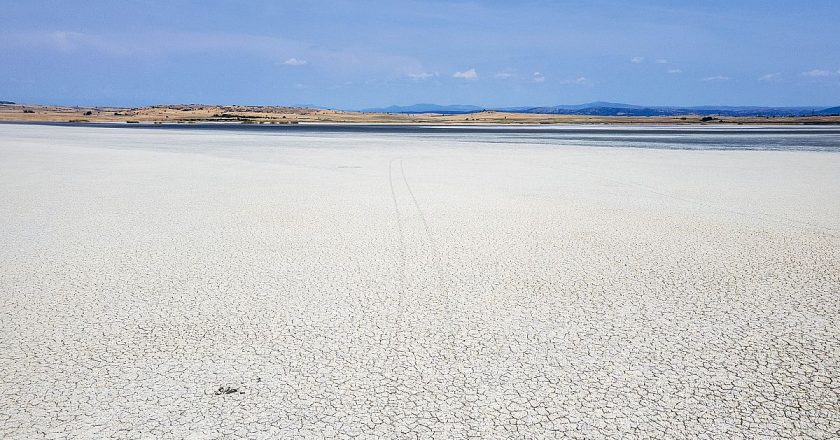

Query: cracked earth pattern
1;124;839;439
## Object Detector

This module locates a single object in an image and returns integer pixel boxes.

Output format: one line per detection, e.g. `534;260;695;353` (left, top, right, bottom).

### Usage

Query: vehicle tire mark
388;158;406;288
399;159;435;247
607;174;840;238
533;158;839;238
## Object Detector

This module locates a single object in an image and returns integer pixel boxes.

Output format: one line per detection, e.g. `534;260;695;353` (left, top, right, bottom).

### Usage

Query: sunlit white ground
1;124;839;439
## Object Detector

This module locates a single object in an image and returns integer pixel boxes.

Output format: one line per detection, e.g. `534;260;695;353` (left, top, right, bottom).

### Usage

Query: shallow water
5;121;840;151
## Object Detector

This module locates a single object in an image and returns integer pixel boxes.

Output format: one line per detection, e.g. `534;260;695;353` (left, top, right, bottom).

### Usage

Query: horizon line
2;100;838;111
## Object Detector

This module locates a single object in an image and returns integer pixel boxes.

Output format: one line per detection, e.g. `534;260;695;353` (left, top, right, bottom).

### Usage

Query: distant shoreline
2;103;840;125
0;121;840;144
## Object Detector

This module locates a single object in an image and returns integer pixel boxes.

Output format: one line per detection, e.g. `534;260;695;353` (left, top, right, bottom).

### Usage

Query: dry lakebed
1;123;839;438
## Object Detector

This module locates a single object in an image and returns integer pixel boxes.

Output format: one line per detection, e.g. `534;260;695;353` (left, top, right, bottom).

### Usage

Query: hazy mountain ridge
816;106;840;115
364;102;838;117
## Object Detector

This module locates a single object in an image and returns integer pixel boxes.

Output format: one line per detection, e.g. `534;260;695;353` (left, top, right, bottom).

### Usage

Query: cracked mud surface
1;124;839;438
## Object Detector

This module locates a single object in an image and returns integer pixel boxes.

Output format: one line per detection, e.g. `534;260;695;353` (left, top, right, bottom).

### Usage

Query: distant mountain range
5;99;839;117
363;101;840;117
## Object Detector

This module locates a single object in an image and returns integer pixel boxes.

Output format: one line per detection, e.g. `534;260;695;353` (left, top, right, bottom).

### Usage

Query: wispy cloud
12;30;136;55
701;75;729;82
655;59;668;64
494;72;514;79
453;68;477;79
631;56;644;64
667;68;682;74
758;72;781;81
407;71;437;80
7;30;301;58
532;72;545;83
2;30;426;77
559;76;589;85
800;69;831;77
282;57;307;66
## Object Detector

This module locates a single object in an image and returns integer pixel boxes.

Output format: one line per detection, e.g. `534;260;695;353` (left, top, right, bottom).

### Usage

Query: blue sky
2;0;839;108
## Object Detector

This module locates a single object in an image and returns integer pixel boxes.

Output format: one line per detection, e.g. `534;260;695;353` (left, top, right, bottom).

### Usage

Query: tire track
389;158;444;308
530;158;840;238
399;159;435;247
388;158;406;289
388;158;405;251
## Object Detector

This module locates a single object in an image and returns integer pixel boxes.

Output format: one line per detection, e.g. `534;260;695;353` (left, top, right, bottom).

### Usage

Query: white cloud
800;69;831;77
631;56;644;64
701;75;729;82
407;72;437;80
282;57;307;66
667;68;682;74
453;68;477;79
758;72;781;81
495;72;514;79
655;59;668;64
533;72;545;83
559;76;589;85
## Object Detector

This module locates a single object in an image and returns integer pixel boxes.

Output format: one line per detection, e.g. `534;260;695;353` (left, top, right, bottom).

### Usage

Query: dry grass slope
3;103;840;125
